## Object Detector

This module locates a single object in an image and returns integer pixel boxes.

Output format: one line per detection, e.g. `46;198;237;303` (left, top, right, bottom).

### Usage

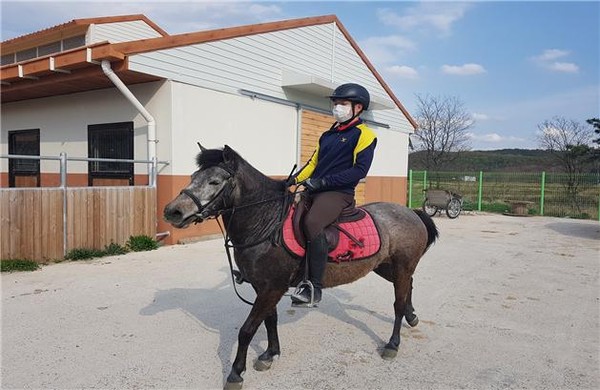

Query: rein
180;178;300;306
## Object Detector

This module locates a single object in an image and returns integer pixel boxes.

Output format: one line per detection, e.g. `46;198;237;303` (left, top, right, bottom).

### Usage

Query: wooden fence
1;187;156;262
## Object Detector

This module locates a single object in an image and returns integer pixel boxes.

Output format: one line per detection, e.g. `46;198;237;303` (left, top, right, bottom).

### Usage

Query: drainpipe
100;60;157;186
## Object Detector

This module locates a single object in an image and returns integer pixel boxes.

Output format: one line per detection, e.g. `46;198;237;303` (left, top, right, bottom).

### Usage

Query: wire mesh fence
408;170;600;221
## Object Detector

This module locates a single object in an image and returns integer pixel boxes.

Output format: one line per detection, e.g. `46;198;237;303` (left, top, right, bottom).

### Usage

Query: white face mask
332;104;353;123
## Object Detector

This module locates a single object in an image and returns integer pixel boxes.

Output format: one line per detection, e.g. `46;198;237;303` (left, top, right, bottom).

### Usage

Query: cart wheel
446;198;462;219
422;200;439;217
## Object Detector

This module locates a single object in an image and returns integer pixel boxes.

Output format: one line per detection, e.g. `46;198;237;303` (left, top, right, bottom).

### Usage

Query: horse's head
164;144;239;228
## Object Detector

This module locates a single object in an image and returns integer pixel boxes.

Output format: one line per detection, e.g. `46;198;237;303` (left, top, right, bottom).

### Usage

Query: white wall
1;81;172;175
128;22;415;135
367;127;409;177
89;21;163;44
170;81;298;176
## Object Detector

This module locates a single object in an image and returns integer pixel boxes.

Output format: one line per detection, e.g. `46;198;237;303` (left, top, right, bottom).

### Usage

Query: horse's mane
196;148;225;169
195;146;279;189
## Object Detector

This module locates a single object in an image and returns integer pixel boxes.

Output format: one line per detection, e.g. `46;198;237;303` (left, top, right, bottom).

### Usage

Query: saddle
282;193;381;263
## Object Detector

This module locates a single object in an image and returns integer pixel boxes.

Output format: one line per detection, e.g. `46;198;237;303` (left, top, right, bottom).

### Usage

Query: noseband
179;168;236;221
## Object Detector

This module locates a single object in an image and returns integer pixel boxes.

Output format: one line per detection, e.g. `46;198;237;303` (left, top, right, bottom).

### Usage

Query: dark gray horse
163;145;438;390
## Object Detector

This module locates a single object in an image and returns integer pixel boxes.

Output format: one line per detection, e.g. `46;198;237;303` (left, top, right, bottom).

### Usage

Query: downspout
100;60;157;186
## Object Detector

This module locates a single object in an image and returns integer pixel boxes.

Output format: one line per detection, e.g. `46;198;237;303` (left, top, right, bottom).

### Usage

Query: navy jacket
296;119;377;195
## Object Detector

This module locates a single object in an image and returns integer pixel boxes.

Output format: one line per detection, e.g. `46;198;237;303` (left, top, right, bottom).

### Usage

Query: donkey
163;145;438;389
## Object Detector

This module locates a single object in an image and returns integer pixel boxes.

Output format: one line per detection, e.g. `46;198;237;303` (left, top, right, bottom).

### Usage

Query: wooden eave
1;14;169;54
0;43;161;103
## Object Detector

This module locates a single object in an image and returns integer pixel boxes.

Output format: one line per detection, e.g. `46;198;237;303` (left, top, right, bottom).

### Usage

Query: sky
2;0;599;150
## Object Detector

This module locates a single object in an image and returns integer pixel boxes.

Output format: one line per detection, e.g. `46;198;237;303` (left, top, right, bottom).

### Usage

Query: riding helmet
328;83;370;110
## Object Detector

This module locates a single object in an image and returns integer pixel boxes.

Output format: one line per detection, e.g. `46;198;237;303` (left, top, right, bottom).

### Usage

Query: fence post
408;169;413;208
540;171;546;216
478;171;483;211
423;170;428;191
60;152;68;258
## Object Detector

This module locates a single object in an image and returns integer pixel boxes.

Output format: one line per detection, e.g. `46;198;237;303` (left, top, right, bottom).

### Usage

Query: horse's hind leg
404;277;419;327
374;264;418;327
225;288;286;390
382;269;412;360
254;308;280;371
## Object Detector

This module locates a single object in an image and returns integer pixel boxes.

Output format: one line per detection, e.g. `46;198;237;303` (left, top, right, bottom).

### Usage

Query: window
62;35;86;50
1;53;15;66
8;129;40;187
38;41;61;56
16;48;37;62
88;122;134;186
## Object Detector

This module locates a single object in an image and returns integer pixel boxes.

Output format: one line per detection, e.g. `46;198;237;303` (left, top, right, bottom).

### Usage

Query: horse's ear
223;145;235;162
197;142;207;152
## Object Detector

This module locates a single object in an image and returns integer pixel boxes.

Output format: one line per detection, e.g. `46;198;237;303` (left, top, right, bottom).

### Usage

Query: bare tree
412;94;473;172
537;116;595;214
537;116;594;174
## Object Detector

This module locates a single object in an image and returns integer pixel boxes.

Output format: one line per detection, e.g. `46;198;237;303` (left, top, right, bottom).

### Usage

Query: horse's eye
209;180;220;185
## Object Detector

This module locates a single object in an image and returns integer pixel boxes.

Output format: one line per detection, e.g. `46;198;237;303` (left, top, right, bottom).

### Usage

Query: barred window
88;122;134;185
8;129;40;187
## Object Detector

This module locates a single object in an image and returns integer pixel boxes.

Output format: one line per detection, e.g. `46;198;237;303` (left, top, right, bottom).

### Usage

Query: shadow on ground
139;266;399;384
545;221;600;240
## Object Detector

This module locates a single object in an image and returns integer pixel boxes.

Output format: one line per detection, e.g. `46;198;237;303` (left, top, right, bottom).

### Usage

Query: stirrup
291;280;318;307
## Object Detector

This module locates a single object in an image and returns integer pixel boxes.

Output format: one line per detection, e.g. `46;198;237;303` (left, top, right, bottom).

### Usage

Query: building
1;14;417;246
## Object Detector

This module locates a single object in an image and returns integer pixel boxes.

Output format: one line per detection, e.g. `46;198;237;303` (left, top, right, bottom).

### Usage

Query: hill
408;149;568;172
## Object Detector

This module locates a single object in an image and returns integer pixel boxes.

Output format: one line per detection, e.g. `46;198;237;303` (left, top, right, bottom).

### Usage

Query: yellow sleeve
353;124;377;164
295;145;319;183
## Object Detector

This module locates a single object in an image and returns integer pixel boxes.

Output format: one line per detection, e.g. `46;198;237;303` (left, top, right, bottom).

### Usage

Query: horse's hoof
224;380;243;390
381;347;398;360
254;358;272;371
406;314;419;327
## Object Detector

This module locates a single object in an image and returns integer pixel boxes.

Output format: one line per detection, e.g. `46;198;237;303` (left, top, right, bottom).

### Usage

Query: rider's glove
281;177;296;188
304;177;327;192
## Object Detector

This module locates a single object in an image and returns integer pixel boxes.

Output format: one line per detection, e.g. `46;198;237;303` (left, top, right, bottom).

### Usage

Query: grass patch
1;259;40;272
65;248;105;260
103;242;129;256
126;235;159;252
64;236;158;261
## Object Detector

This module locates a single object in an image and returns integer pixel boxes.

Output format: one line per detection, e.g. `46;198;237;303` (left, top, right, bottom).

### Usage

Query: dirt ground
2;212;599;390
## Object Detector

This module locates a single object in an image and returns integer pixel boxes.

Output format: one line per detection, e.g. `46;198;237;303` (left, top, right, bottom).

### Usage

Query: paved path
2;213;599;389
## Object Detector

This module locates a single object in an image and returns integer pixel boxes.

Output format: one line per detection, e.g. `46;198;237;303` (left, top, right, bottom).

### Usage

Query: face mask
332;104;353;123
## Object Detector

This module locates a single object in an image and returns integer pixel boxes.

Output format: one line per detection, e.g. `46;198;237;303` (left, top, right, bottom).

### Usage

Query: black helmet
328;83;370;110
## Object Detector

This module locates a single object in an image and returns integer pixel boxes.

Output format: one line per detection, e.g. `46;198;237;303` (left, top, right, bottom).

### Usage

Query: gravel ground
2;213;599;390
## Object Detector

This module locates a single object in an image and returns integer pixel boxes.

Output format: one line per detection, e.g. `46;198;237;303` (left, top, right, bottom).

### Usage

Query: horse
163;145;439;390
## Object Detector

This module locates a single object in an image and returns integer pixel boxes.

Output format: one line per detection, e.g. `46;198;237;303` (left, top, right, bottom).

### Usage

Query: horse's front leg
254;307;280;371
225;288;286;390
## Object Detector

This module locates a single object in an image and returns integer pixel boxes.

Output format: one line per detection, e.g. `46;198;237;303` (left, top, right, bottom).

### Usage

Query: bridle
178;164;299;306
178;165;236;222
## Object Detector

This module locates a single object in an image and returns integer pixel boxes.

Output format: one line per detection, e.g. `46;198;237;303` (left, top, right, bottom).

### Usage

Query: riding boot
291;233;328;305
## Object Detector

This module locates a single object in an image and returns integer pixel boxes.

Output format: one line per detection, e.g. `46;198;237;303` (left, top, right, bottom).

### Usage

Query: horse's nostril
164;207;183;222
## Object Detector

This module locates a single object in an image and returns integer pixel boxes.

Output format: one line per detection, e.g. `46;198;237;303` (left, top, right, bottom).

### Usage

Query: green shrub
103;242;129;256
65;248;105;260
126;235;159;252
1;259;40;272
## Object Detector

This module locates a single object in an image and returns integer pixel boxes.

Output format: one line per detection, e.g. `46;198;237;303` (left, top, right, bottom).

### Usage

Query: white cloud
441;63;486;75
467;132;525;143
385;65;419;79
531;49;579;74
359;35;415;65
376;2;472;36
472;113;489;121
533;49;569;62
548;62;579;73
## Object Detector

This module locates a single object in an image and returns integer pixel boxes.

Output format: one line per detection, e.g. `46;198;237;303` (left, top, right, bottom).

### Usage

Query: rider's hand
304;177;327;192
281;177;296;188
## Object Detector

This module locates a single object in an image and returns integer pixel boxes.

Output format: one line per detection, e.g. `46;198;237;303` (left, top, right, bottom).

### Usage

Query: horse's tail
413;209;439;252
